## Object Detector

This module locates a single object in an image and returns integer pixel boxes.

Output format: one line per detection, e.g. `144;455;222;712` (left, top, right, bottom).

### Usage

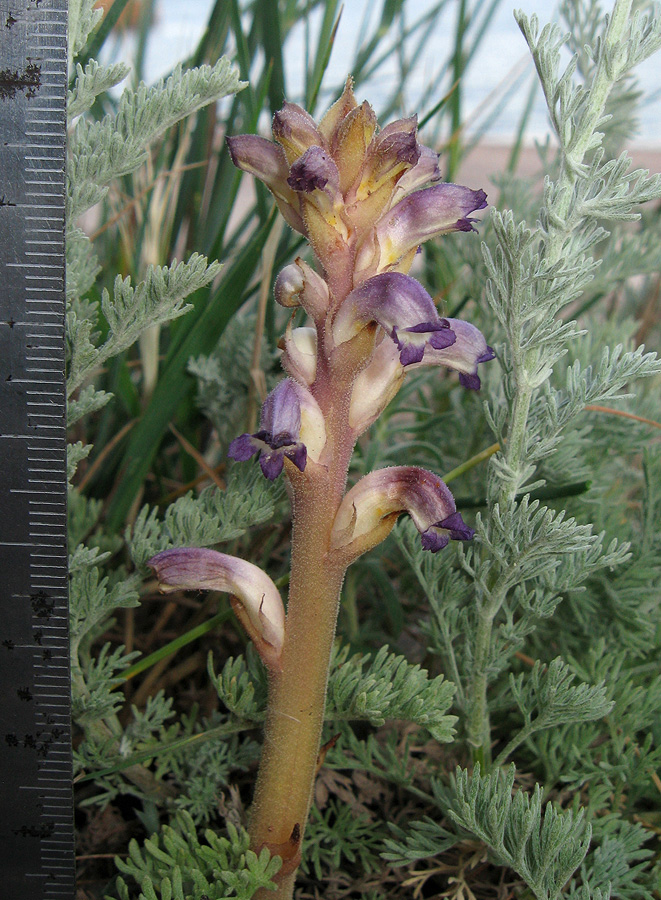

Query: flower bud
274;258;330;321
226;134;305;234
332;101;378;194
272;101;322;164
348;337;404;434
317;75;358;145
281;323;317;386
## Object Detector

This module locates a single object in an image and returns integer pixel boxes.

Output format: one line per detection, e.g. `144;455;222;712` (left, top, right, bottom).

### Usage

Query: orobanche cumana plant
66;0;661;897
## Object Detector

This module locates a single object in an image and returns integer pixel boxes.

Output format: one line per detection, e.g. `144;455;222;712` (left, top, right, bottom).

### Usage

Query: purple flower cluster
225;79;494;553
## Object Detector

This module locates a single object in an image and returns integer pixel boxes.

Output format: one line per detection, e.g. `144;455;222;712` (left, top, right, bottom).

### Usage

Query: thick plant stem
248;339;359;896
221;79;494;894
248;472;347;897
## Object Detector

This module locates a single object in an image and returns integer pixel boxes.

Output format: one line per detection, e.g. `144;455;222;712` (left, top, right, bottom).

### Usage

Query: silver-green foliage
67;59;244;223
128;465;281;568
67;254;221;396
65;6;249;814
461;0;661;755
325;644;457;741
69;544;140;656
208;641;457;739
389;7;660;895
449;765;591;900
66;36;244;418
572;820;654;900
68;0;103;72
301;799;386;882
68;59;130;119
493;657;613;766
112;812;281;900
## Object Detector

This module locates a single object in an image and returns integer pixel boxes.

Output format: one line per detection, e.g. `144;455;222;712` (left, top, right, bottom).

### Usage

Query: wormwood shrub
67;1;661;898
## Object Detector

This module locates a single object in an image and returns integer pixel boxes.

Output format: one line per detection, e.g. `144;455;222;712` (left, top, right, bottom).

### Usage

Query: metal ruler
0;2;74;899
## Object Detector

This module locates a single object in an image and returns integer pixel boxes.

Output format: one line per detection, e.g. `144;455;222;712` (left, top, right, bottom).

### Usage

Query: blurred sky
122;0;661;144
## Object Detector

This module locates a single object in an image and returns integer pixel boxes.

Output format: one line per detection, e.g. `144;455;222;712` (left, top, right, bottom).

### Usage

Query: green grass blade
187;0;231;67
257;0;286;111
462;0;504;71
305;0;342;112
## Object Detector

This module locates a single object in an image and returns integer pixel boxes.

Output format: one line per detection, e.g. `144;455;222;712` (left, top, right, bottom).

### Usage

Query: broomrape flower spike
166;79;492;898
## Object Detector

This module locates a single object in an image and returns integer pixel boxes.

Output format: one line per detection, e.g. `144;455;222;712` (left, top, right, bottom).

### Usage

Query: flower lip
391;319;455;366
421;511;476;551
287;146;340;195
458;346;496;389
371;116;420;169
410;318;495;390
392;143;442;201
228;380;307;480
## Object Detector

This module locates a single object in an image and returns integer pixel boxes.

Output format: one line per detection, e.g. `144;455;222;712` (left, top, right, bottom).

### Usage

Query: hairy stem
248;325;359;896
248;471;348;897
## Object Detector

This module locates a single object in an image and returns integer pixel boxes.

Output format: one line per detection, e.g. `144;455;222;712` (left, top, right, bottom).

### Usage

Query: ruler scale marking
0;3;73;899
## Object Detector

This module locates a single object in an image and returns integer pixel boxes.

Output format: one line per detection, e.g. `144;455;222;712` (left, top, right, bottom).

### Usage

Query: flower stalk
150;77;491;896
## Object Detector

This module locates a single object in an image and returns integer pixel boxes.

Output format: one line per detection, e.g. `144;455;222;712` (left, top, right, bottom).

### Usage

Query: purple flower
410;318;496;389
333;272;456;365
356;182;488;277
228;379;326;480
287;146;341;198
391;143;442;201
344;116;422;230
148;547;285;669
354;116;421;197
331;466;474;558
